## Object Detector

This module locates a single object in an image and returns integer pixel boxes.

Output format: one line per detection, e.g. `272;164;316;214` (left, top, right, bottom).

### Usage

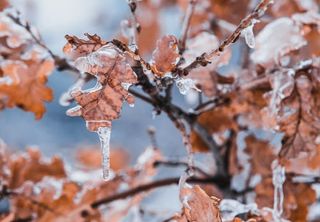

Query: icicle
272;160;286;221
243;19;259;49
97;127;112;180
176;78;201;95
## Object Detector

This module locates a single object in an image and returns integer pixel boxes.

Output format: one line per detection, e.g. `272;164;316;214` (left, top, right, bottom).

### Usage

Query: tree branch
90;175;229;209
7;12;79;74
179;0;197;53
177;0;274;75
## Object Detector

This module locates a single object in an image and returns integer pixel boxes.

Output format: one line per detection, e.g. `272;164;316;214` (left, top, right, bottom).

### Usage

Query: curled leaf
150;35;180;77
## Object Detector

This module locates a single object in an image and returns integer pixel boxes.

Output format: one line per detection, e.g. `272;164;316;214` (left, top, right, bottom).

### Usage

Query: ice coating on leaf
176;78;201;95
63;35;138;132
269;71;295;114
178;185;222;221
251;18;307;67
272;160;286;221
0;10;54;118
66;105;82;116
97;127;111;180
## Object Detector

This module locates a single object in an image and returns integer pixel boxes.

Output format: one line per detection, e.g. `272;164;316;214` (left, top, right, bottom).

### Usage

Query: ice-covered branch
178;0;274;75
179;0;197;52
90;175;229;209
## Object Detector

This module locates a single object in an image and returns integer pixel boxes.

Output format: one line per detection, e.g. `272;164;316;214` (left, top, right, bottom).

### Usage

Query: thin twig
7;12;79;73
179;0;197;53
91;175;229;208
178;0;274;75
127;1;140;51
154;160;212;177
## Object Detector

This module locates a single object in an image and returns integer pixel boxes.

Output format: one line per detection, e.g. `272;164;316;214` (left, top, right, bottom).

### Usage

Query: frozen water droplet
243;19;259;49
176;78;201;95
97;127;111;180
121;82;132;91
243;24;255;48
272;160;286;221
152;110;157;119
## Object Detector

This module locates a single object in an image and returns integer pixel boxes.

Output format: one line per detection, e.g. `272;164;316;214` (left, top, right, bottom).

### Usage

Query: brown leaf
8;147;66;189
264;68;320;158
0;60;54;119
191;90;267;152
64;36;137;131
176;185;222;222
0;12;54;118
245;135;276;176
251;17;307;68
244;136;316;221
150;35;180;77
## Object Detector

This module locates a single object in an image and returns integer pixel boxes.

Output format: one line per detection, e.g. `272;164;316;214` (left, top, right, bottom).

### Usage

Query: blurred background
0;0;190;161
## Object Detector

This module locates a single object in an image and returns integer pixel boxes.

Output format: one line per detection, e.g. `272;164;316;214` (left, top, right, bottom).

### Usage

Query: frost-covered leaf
251;17;307;67
8;147;66;189
263;66;320;158
150;35;180;77
64;35;137;132
241;135;316;221
252;12;320;68
0;10;54;118
173;185;221;222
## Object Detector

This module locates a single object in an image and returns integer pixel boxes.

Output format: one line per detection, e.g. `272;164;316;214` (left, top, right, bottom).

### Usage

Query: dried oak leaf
11;178;102;222
64;35;137;131
263;66;320;158
0;60;54;119
244;135;277;177
251;17;307;68
209;0;250;25
269;0;319;18
173;185;221;222
251;12;320;68
150;35;180;77
0;0;8;11
135;1;161;55
244;135;316;221
8;147;66;189
0;11;54;118
191;89;267;152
